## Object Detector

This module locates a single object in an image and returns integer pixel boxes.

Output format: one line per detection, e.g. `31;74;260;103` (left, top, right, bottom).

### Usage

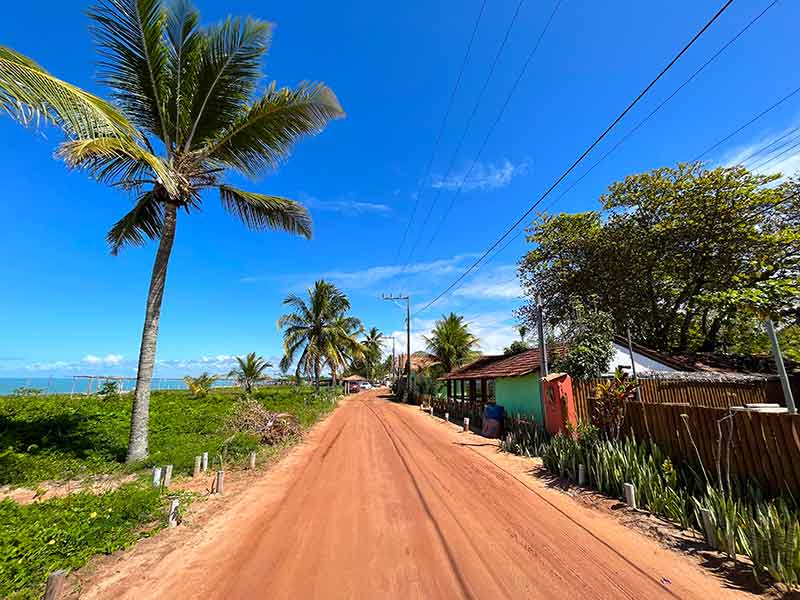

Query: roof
397;351;440;373
612;334;691;371
342;374;368;382
440;349;545;380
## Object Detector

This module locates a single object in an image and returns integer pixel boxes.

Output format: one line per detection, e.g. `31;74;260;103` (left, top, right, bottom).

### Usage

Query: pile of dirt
227;399;301;445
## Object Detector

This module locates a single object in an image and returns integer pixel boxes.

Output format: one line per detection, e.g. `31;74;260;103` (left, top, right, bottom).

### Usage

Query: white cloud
431;159;527;192
453;265;521;300
83;353;123;366
721;125;800;179
301;193;391;216
322;254;478;290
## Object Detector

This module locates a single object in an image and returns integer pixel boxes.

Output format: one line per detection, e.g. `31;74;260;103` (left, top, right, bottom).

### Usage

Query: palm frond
219;184;312;238
57;137;179;197
165;0;202;147
106;190;165;255
183;17;271;150
202;82;344;177
0;45;136;138
89;0;171;144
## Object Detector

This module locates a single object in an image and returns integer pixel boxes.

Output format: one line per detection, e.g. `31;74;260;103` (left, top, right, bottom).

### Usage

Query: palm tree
424;313;480;373
0;1;343;461
228;353;272;395
278;280;362;389
183;372;218;398
361;327;384;381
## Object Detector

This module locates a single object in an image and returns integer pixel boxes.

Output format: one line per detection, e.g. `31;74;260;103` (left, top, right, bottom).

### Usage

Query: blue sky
1;0;799;378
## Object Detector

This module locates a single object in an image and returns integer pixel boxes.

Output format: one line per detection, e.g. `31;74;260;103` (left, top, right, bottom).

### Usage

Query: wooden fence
622;402;800;497
425;395;485;428
573;376;775;424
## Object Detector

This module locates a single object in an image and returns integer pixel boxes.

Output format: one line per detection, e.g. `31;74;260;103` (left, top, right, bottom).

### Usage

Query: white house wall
607;343;677;375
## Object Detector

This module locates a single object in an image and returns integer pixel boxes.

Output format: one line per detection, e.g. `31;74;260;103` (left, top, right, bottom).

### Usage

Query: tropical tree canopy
518;163;800;354
278;280;363;387
183;372;218;398
228;353;272;394
0;0;344;462
424;313;480;374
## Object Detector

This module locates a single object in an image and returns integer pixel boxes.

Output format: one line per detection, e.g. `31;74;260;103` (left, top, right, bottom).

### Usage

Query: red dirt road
86;390;750;599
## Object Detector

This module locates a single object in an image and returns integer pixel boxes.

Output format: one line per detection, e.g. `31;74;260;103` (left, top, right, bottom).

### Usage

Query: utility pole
536;295;548;421
383;294;411;401
765;317;796;413
626;325;641;402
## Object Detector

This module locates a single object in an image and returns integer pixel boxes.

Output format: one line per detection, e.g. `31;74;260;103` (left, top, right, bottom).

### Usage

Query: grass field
0;385;338;599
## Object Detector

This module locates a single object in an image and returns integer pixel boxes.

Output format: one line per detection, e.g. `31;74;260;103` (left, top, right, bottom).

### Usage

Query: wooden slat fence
573;376;774;424
622;403;800;497
425;394;485;428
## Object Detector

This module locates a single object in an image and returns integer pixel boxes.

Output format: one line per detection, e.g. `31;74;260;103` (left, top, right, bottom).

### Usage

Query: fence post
43;570;67;600
248;451;257;470
167;499;180;528
463;417;470;432
162;464;173;488
578;464;586;486
214;470;225;495
201;452;209;472
699;508;717;548
623;483;637;509
152;467;162;488
193;456;202;477
445;412;449;422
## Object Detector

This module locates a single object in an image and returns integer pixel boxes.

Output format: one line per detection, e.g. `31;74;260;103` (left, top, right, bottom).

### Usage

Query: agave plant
0;1;343;462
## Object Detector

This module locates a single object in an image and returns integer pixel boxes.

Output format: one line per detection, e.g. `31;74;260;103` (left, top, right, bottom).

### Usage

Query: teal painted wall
495;373;542;423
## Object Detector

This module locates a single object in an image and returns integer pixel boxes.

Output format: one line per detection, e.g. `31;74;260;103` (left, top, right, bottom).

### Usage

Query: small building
608;335;683;375
342;374;368;394
440;349;546;422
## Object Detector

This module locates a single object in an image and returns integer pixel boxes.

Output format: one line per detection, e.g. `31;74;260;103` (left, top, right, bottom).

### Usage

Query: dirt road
86;390;749;599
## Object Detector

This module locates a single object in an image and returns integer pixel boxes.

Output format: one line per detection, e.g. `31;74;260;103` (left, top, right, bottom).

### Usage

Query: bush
500;415;550;457
0;483;167;599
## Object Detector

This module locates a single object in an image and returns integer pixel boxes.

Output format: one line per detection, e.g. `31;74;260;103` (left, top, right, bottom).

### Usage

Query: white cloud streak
431;159;527;192
301;193;391;216
721;125;800;178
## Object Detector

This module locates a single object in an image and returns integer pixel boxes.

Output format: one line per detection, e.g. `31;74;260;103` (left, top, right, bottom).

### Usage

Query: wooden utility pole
627;326;642;402
383;294;411;401
536;295;548;420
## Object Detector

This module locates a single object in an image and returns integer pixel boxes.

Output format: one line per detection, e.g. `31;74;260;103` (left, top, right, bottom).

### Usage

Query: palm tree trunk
126;202;178;462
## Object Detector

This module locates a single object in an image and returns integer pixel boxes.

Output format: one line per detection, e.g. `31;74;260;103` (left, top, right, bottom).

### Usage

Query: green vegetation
424;312;479;374
227;353;272;395
183;373;218;398
0;0;344;463
279;280;364;388
547;300;614;380
0;483;170;600
518;163;800;354
0;387;336;487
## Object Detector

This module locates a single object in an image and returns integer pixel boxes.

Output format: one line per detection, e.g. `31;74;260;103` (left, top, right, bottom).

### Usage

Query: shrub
500;415;550;457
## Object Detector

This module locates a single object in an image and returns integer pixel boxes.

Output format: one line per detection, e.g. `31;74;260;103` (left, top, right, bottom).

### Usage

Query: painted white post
445;412;449;422
248;451;257;470
215;471;225;495
162;464;173;488
623;483;637;509
167;499;180;527
43;570;67;600
193;456;202;477
463;417;470;432
152;467;162;488
578;464;586;486
201;452;209;472
699;508;716;548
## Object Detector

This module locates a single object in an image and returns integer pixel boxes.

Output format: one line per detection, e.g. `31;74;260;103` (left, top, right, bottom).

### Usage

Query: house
440;349;547;422
342;374;368;394
608;334;683;375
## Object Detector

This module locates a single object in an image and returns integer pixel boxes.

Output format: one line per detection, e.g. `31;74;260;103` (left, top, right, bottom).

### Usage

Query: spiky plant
228;353;272;395
0;0;343;461
183;371;218;398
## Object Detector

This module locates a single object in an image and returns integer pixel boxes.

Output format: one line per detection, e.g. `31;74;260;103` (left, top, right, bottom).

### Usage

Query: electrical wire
413;0;736;317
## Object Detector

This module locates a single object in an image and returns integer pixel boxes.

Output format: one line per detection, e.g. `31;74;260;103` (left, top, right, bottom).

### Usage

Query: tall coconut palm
0;1;343;461
228;352;272;395
278;280;362;389
424;313;480;373
361;327;384;381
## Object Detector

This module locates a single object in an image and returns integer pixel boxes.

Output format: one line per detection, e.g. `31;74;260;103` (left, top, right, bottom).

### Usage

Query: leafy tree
278;280;363;389
518;163;800;353
549;300;615;380
504;324;531;355
228;353;271;395
424;313;480;373
183;372;218;398
0;1;343;462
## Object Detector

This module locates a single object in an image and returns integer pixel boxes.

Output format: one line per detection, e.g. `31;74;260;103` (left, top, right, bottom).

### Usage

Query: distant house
438;338;684;421
440;349;547;422
342;374;368;394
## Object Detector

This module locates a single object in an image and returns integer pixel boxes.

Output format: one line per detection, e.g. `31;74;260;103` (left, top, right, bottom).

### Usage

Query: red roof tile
440;349;545;380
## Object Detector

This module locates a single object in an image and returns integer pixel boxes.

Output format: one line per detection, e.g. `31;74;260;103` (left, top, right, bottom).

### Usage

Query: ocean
0;377;235;395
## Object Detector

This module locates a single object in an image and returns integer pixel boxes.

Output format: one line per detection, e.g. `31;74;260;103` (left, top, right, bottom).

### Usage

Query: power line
413;0;736;317
392;0;488;267
414;0;565;263
693;83;800;161
401;0;527;269
737;125;799;164
749;136;800;171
